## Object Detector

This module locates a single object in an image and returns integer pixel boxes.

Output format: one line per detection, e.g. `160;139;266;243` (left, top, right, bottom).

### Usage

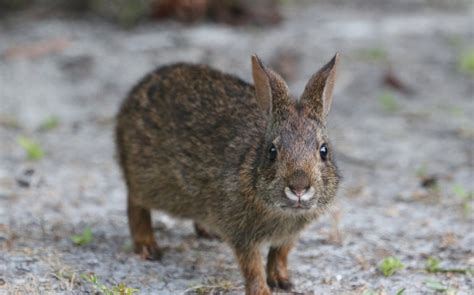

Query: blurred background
0;0;473;294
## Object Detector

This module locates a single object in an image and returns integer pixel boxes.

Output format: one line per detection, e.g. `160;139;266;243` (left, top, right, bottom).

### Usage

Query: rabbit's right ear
252;55;272;115
252;55;291;118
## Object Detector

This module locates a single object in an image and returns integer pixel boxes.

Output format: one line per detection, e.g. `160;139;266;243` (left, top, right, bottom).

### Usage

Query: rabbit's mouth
280;201;313;211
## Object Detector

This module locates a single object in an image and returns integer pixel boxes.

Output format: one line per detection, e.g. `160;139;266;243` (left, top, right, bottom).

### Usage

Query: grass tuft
425;279;448;292
425;257;440;273
185;278;236;294
357;47;388;61
39;115;60;131
71;227;93;246
459;49;474;74
425;256;474;275
453;184;473;217
82;273;139;295
378;92;399;113
17;136;45;160
378;257;404;277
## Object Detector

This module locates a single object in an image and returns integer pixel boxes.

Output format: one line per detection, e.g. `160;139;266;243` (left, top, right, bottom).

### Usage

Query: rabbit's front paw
134;241;163;261
247;283;271;295
267;276;293;291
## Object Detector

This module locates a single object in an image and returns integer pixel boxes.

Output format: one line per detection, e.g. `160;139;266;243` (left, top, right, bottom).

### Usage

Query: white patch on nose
301;186;316;201
284;187;299;201
284;186;316;202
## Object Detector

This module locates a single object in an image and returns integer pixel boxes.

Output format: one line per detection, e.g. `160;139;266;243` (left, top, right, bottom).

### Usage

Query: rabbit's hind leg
127;195;163;261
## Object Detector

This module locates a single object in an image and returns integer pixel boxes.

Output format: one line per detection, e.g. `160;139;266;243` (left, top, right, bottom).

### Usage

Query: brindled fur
116;55;341;295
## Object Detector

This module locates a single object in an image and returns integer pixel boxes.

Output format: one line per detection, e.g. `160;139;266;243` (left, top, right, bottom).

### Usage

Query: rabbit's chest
259;215;310;244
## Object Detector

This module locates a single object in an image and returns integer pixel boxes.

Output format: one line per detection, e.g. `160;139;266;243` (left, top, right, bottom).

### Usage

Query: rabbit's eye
269;144;277;161
320;144;329;160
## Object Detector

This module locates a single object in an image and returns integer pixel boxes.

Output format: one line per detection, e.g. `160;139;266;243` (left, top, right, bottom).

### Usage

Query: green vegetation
39;115;60;131
82;274;139;295
357;47;388;61
17;136;45;160
425;257;441;273
425;280;448;292
453;184;472;199
448;106;464;117
453;184;473;217
459;49;474;74
185;278;235;294
361;288;400;295
71;227;93;246
425;257;474;275
424;280;458;294
378;257;404;277
416;163;429;178
378;92;399;113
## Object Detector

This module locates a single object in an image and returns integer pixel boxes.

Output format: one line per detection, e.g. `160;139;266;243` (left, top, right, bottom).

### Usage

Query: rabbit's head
251;54;340;214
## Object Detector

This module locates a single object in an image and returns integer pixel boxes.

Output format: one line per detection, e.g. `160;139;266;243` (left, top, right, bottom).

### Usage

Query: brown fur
127;197;162;260
115;55;341;294
266;241;294;290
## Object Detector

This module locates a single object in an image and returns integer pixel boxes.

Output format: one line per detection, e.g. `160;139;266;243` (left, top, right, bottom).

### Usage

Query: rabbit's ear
300;53;339;121
252;55;290;118
252;55;272;115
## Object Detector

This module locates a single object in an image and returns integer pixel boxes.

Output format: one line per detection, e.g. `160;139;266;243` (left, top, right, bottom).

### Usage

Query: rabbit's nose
288;169;310;196
289;187;307;197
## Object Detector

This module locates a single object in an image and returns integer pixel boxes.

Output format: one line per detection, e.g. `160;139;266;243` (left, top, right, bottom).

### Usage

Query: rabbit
115;53;341;295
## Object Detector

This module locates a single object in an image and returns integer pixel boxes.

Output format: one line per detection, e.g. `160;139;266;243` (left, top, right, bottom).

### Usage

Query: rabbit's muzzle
282;186;317;210
278;169;317;209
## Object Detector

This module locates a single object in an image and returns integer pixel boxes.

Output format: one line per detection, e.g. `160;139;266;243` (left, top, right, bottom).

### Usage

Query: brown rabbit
116;53;341;295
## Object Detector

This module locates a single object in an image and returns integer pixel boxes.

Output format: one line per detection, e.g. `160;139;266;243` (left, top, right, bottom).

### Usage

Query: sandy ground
0;1;473;294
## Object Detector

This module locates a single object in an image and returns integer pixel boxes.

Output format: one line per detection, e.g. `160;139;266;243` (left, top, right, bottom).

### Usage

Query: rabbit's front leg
234;245;271;295
266;241;294;291
127;196;162;261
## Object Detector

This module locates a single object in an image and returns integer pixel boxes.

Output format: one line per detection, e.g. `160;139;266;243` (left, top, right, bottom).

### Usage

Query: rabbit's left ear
251;55;291;119
300;53;340;121
252;55;272;116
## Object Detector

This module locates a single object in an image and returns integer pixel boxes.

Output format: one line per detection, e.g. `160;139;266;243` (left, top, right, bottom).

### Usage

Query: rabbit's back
116;63;264;219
